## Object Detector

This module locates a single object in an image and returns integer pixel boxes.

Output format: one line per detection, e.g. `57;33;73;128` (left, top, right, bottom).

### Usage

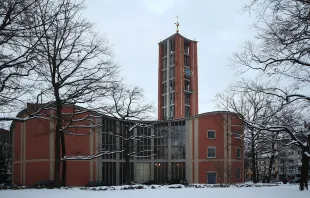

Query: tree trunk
267;154;274;183
54;101;62;188
251;138;257;183
60;131;66;186
267;141;275;183
255;153;259;183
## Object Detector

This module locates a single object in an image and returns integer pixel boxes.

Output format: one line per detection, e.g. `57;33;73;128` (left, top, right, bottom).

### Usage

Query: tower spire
175;15;180;33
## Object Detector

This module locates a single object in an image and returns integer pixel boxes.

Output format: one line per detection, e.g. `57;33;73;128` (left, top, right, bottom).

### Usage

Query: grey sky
83;0;256;115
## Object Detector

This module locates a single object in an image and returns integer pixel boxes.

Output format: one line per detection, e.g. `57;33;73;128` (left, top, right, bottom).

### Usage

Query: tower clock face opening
184;68;192;77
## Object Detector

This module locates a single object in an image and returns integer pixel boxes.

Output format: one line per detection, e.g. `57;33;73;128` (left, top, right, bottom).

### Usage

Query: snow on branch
129;134;163;141
286;94;310;102
304;152;310;157
102;131;125;140
63;131;90;136
128;122;156;132
245;120;304;148
66;124;101;128
62;149;125;160
128;149;156;158
131;154;156;158
0;114;51;122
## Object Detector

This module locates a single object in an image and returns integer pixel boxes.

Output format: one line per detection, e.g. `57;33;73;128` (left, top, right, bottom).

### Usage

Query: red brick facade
187;112;244;184
11;107;243;186
11;105;100;186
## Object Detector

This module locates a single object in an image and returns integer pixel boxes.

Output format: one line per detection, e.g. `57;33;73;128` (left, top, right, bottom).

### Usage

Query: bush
121;186;135;190
168;185;183;189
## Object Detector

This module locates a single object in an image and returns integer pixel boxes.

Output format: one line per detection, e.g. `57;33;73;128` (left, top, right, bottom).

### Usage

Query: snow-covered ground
0;185;308;198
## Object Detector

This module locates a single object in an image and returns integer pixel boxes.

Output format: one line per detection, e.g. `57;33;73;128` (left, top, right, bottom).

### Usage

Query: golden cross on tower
175;15;180;33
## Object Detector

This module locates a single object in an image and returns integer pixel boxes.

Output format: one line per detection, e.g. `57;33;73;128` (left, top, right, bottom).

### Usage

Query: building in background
278;147;302;180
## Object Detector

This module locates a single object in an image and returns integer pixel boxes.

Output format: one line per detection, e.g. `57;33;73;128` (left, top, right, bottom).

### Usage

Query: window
170;67;175;78
162;58;167;69
162;70;167;82
207;147;216;158
185;106;190;117
184;80;190;90
207;130;216;139
169;79;175;91
162;108;165;119
185;94;190;105
236;168;241;179
163;95;167;106
237;148;241;159
163;107;167;119
184;42;190;54
162;42;167;56
234;132;241;141
170;54;175;65
162;82;167;94
184;55;190;66
170;105;175;118
170;39;175;52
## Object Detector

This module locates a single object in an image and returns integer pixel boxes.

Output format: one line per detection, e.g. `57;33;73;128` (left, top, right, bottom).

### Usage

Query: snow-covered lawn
0;185;309;198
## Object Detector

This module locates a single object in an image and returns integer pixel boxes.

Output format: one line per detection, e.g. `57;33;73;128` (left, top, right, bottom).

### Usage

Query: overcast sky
83;0;256;115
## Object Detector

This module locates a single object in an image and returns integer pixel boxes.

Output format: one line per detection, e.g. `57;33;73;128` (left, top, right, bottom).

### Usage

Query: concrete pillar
115;121;120;185
89;126;94;182
186;119;193;184
151;128;155;180
95;117;102;181
133;127;138;182
228;114;232;182
168;122;172;179
223;114;228;183
194;118;199;183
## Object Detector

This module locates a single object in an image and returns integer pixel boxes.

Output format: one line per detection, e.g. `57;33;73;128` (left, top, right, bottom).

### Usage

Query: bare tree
215;80;272;183
234;0;310;86
98;83;158;184
22;0;118;187
215;80;298;183
230;0;310;186
0;0;47;119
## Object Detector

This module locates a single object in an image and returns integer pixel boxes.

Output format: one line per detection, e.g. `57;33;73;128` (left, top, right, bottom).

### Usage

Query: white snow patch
0;185;309;198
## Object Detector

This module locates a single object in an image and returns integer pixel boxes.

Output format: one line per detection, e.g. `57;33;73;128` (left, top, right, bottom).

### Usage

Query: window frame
207;147;216;158
236;168;241;179
207;130;216;139
236;148;241;159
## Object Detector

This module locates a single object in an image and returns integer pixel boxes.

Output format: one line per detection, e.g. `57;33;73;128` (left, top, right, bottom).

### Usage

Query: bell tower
158;18;199;120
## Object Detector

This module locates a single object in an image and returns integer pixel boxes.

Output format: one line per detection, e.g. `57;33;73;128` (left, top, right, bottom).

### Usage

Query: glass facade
101;117;187;185
171;121;186;160
154;162;168;182
102;118;116;159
